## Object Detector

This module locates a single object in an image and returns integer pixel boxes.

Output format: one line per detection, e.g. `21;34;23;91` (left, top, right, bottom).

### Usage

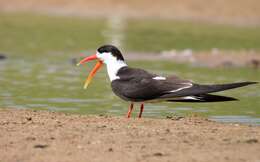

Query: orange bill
77;54;103;89
83;60;103;89
76;54;97;66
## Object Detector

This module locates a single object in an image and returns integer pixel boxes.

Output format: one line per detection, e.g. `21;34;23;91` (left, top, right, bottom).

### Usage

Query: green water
1;12;260;54
0;55;259;124
0;13;259;124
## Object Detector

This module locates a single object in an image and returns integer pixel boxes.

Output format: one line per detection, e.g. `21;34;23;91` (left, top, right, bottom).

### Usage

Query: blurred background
0;0;259;124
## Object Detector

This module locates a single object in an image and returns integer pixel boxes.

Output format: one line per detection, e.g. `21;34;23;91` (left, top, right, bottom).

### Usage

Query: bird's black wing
111;67;257;102
111;67;193;102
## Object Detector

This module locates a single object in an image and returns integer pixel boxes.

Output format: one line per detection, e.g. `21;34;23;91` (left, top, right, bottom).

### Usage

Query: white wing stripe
182;96;200;100
153;76;166;80
169;83;193;92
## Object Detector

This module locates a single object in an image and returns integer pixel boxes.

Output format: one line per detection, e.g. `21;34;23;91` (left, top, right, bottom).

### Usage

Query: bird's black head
97;45;124;61
77;45;127;88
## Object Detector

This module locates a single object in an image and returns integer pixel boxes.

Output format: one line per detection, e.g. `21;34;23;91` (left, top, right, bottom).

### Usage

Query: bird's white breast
106;60;127;81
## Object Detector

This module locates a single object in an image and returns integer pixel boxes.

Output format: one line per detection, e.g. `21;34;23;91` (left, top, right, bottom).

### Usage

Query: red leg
138;103;144;118
126;103;134;118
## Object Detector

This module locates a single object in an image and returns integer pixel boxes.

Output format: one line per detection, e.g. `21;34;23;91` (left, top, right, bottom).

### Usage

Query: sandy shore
1;108;260;162
125;51;260;68
1;0;260;25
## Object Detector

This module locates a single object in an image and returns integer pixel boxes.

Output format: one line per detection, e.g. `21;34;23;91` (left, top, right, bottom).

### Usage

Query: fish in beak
77;54;103;89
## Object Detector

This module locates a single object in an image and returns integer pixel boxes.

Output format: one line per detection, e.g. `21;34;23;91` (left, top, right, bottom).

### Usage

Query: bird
0;53;7;60
77;45;257;118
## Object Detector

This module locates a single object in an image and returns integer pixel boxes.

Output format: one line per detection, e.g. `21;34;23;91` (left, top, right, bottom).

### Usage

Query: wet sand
1;108;260;162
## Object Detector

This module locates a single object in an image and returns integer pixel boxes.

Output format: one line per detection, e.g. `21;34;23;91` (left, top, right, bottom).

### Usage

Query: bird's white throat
96;51;127;81
105;59;127;81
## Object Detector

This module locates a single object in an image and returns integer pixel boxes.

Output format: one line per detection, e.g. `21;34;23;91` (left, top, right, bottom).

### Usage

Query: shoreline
1;108;259;162
1;0;260;26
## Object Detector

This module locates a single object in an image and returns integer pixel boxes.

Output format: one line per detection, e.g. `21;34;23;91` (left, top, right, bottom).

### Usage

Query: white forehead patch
96;51;113;62
153;76;166;80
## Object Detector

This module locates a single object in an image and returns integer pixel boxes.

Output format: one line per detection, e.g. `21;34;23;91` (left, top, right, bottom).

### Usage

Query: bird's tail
200;81;258;93
167;94;237;102
172;81;258;97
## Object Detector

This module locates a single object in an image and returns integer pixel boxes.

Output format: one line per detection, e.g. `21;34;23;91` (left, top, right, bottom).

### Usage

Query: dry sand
1;108;260;162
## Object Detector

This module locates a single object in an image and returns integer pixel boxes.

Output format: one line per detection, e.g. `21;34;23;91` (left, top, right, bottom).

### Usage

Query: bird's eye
97;51;106;55
102;50;109;53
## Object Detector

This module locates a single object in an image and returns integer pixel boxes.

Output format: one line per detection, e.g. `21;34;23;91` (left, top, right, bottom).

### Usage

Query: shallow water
0;55;259;124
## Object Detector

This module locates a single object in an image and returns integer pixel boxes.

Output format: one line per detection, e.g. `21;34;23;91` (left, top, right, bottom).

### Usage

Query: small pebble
165;129;170;133
26;117;32;121
166;115;184;120
153;152;163;156
34;144;48;149
26;137;36;141
245;139;258;144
